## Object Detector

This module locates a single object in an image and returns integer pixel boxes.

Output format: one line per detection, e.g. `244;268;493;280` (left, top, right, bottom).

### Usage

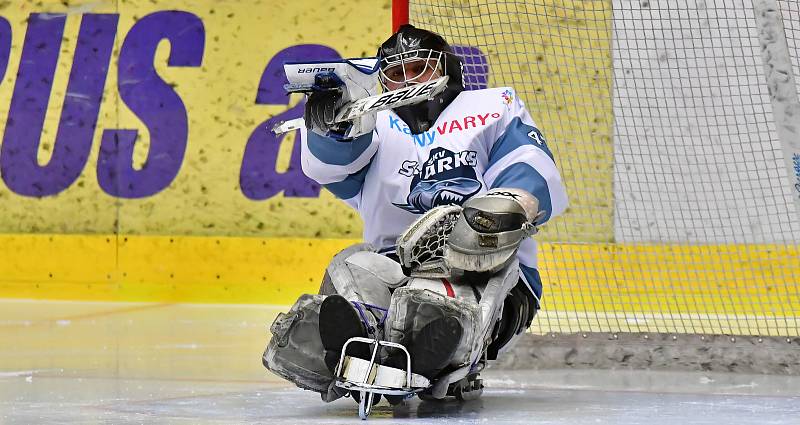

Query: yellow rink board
1;235;797;328
0;0;389;238
0;234;352;304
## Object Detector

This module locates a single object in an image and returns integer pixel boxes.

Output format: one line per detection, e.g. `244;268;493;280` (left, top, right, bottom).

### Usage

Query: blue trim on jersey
323;160;372;200
490;163;552;223
488;117;555;165
519;264;543;308
307;131;373;166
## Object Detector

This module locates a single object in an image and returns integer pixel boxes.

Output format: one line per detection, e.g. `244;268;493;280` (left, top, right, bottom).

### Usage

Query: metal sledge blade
333;337;431;420
270;76;449;136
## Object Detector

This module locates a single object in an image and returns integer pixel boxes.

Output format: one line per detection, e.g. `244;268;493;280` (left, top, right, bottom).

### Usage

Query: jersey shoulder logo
394;147;482;214
501;89;514;107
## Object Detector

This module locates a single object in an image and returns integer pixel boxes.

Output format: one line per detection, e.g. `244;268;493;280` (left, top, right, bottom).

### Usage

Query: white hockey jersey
300;87;568;302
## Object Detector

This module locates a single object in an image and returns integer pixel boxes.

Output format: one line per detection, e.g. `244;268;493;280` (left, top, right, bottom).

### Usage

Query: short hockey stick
271;75;449;135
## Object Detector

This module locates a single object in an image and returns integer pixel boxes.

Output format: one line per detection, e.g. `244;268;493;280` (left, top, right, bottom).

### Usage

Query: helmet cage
379;49;446;91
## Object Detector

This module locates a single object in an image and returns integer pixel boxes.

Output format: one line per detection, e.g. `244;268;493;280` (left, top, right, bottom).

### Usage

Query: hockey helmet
377;24;464;134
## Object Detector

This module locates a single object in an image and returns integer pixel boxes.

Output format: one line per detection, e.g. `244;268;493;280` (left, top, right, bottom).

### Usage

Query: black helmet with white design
377;24;464;134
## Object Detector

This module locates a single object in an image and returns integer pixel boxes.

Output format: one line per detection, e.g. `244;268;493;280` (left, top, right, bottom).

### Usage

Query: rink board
1;234;797;335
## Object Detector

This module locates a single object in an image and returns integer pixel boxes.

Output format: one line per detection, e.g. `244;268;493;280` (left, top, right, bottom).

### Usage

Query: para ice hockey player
263;24;568;404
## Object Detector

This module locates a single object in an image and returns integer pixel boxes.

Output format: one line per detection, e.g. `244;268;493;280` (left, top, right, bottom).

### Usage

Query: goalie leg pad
471;259;524;362
321;243;403;308
264;244;405;399
318;244;404;376
486;276;537;360
384;284;481;378
263;294;340;398
427;259;524;366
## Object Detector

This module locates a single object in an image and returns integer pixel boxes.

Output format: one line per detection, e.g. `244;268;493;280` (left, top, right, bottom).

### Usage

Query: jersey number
527;129;546;145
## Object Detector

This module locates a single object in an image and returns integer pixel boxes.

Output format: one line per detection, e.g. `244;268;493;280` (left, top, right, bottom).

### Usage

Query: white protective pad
387;259;521;372
327;248;405;310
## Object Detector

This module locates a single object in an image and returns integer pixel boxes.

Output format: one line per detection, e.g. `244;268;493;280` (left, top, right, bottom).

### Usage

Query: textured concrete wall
611;0;800;243
499;332;800;375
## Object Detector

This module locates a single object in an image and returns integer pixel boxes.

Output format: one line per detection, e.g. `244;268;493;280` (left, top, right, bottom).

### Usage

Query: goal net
402;0;800;337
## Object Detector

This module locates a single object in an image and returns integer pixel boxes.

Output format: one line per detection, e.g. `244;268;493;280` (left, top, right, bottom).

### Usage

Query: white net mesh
408;0;800;336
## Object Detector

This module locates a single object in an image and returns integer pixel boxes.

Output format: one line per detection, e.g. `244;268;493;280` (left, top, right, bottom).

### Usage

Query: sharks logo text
394;148;482;214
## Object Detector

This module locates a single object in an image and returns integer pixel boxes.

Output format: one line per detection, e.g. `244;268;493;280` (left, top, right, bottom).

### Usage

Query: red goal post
393;0;409;32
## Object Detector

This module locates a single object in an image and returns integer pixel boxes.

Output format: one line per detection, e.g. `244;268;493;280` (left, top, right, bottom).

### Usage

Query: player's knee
319;243;404;307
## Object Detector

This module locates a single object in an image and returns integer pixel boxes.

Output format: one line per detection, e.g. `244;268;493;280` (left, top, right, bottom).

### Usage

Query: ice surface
1;300;798;424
